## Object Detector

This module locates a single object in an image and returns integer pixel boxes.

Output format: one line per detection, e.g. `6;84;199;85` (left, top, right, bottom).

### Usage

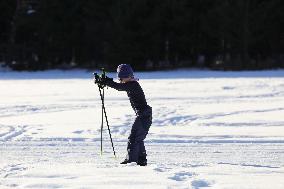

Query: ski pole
99;87;104;156
97;82;116;158
101;90;117;159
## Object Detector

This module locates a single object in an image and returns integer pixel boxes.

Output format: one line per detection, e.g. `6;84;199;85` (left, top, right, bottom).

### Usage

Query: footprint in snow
191;179;212;189
168;171;194;181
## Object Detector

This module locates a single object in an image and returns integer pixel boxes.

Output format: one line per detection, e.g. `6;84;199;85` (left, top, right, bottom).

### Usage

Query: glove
100;76;113;84
94;76;113;89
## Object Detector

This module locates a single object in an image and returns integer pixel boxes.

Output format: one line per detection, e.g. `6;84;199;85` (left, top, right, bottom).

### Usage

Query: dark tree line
0;0;283;71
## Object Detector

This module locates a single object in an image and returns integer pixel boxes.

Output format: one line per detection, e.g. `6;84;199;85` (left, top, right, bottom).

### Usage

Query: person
99;64;152;166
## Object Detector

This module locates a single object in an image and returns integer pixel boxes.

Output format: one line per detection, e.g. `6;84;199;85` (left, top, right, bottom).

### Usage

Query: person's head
117;64;134;83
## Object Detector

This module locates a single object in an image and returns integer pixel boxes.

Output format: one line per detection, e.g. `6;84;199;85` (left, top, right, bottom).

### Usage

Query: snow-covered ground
0;69;284;189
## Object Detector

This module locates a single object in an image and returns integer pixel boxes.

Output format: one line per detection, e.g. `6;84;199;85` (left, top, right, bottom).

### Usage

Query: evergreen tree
1;0;283;70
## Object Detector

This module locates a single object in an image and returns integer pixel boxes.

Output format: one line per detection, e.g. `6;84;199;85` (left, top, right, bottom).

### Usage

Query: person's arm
105;80;132;91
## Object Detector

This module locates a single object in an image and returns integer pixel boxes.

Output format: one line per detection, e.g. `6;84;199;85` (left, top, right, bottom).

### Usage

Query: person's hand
94;75;112;84
101;76;113;84
96;76;113;89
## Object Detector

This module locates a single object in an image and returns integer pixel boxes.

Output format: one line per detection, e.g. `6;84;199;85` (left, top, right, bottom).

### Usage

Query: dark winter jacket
105;80;151;116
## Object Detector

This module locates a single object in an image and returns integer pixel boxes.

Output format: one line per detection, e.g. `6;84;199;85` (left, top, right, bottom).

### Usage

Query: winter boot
120;159;129;164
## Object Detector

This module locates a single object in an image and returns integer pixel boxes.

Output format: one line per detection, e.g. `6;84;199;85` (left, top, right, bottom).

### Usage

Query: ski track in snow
0;104;99;118
0;125;29;141
0;70;284;188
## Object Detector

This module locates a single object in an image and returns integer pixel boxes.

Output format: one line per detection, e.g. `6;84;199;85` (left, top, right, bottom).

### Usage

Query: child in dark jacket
101;64;152;166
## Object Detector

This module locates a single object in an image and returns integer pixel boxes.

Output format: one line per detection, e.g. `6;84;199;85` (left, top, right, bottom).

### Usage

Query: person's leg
137;141;147;166
122;117;147;163
139;141;146;156
137;110;152;165
122;106;152;165
129;118;147;162
121;126;137;164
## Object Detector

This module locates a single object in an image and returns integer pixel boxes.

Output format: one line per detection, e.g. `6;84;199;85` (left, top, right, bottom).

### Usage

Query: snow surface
0;69;284;189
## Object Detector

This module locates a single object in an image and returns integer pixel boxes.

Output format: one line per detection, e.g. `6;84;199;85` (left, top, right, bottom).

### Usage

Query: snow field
0;70;284;188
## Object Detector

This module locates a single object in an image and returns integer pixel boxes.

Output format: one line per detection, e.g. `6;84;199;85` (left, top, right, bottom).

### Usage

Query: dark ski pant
127;107;152;163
